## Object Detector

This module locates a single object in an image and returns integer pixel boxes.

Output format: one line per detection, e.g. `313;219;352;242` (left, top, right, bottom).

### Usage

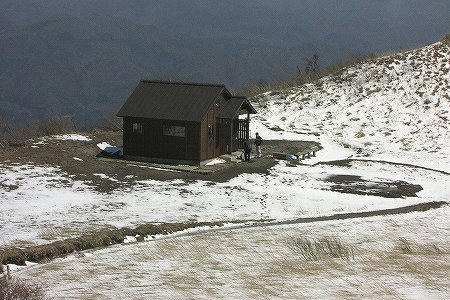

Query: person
243;140;251;162
254;132;263;158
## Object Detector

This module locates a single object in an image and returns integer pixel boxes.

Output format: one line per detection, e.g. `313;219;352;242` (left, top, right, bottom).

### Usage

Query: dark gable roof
117;80;232;122
218;96;257;118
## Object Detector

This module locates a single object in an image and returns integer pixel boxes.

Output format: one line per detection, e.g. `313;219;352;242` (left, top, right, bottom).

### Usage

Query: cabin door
237;119;249;149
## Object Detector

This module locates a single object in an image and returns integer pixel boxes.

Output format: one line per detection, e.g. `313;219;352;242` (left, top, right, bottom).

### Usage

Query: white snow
123;235;138;243
51;134;92;141
72;157;83;161
250;40;450;171
97;142;123;155
205;158;227;166
14;207;450;299
93;173;118;182
0;158;448;246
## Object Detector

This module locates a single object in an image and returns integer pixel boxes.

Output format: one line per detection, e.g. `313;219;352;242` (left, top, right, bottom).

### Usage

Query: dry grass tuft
0;115;74;147
287;237;355;261
1;221;225;266
0;277;44;300
396;238;446;255
441;33;450;44
241;54;376;97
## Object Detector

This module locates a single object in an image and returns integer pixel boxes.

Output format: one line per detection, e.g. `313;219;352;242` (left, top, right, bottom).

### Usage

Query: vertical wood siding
124;117;200;161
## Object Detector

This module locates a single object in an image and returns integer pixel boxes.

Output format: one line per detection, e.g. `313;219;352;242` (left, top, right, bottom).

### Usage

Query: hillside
251;38;450;170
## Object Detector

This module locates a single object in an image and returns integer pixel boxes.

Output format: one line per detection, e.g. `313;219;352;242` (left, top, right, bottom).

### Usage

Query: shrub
0;249;26;266
355;131;365;138
1;115;74;147
287;237;355;261
397;238;446;255
0;277;44;300
1;221;226;265
241;53;376;97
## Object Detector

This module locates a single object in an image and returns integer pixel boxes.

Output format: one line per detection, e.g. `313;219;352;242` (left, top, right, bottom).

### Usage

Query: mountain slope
251;37;450;167
0;15;313;126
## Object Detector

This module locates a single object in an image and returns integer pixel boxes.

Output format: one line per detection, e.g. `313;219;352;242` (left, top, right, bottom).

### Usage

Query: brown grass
0;277;44;300
241;54;376;97
0;115;74;147
0;221;225;266
396;238;447;255
287;237;355;261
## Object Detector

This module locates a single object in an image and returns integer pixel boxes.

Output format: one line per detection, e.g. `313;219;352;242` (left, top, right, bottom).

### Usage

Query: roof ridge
140;79;226;88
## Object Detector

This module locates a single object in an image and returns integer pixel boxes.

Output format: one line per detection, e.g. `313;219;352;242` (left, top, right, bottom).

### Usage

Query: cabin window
208;125;214;140
163;125;186;137
132;122;143;133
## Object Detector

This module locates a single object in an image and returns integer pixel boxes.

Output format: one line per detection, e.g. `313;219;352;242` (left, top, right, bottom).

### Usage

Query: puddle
324;175;423;198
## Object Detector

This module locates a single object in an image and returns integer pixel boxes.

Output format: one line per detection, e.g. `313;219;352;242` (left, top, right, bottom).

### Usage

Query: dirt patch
0;131;318;192
325;174;423;198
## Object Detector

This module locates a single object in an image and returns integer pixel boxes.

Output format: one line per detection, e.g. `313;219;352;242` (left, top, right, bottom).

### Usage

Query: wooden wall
123;90;240;163
200;91;228;161
123;117;200;162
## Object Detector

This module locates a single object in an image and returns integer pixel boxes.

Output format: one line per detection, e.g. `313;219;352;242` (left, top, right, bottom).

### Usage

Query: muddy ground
0;131;319;192
324;174;423;198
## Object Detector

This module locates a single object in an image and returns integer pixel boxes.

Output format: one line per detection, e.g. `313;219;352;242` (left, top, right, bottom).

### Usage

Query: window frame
132;122;143;134
163;125;186;137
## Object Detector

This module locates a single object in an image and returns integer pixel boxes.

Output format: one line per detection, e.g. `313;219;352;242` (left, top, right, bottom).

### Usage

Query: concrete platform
97;156;234;175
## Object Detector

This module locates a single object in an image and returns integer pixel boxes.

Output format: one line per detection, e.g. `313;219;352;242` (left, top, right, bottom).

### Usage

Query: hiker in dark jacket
243;140;251;161
254;132;263;158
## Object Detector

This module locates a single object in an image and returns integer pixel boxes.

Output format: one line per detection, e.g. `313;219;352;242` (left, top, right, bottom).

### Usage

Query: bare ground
0;131;319;192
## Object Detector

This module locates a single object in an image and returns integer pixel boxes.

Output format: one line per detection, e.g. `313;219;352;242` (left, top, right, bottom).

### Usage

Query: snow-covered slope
251;39;449;169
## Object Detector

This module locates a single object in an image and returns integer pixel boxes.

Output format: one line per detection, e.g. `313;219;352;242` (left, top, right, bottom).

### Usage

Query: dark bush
0;115;75;147
0;249;26;266
0;221;226;265
0;277;44;300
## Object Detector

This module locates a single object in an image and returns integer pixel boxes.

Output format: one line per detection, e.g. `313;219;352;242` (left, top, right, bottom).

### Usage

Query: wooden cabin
117;80;257;165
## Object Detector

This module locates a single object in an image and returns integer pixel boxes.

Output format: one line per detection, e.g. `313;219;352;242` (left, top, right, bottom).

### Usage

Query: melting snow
52;134;92;141
250;40;450;172
97;142;123;155
205;158;227;166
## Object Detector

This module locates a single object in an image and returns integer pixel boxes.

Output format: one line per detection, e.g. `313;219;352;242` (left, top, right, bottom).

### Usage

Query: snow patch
97;142;123;155
205;158;227;166
92;173;118;182
52;134;92;141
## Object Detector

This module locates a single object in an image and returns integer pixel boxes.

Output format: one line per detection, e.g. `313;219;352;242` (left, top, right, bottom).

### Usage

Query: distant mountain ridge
0;15;314;126
0;0;448;126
